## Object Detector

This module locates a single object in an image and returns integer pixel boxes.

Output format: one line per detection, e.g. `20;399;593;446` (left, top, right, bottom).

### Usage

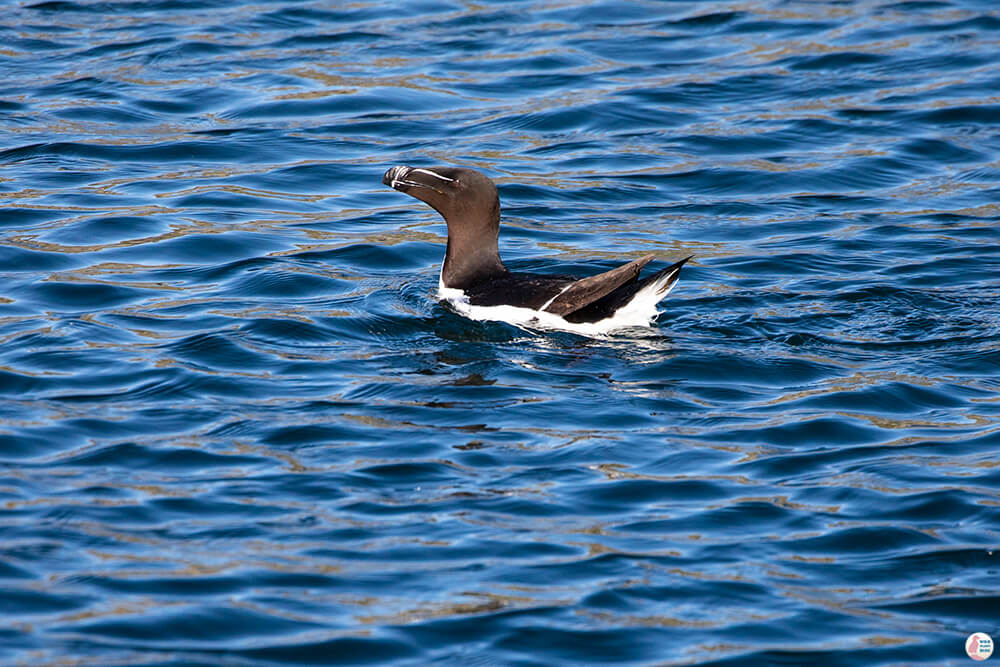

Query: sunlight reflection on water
0;0;998;665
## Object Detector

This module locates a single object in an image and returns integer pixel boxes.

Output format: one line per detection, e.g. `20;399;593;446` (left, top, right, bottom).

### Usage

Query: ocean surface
2;0;999;665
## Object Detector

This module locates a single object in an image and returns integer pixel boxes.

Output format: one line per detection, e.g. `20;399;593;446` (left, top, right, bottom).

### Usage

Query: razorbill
383;165;691;335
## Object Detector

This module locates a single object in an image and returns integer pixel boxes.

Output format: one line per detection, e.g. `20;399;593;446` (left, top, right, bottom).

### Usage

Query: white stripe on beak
412;168;455;183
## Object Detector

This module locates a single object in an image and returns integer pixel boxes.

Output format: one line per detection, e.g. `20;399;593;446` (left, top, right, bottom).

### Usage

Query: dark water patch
918;14;1000;34
455;71;598;98
790;380;977;414
877;594;1000;624
240;317;342;346
783;525;940;555
728;416;888;448
300;242;441;273
270;30;388;48
730;18;839;37
671;10;745;29
76;36;174;60
883;1;952;9
248;5;383;29
897;137;987;164
0;587;91;614
238;635;417;665
62;441;268;472
2;36;73;52
0;244;80;271
580;478;728;510
0;139;289;165
114;231;280;264
0;561;35;580
36;215;170;246
908;104;1000;127
880;489;990;522
34;76;127;101
785;51;890;71
164;331;277;371
624;73;793;108
19;280;154;311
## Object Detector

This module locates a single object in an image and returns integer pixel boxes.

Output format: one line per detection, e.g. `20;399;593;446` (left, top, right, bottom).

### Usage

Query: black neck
440;208;507;289
442;237;507;289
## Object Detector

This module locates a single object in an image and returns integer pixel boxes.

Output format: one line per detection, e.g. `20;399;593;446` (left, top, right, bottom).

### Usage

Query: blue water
2;0;999;664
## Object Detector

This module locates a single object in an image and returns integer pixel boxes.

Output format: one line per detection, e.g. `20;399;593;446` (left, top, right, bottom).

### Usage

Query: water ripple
1;0;999;665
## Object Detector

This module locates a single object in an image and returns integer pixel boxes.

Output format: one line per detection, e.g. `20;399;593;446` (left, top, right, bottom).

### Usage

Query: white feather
412;168;455;182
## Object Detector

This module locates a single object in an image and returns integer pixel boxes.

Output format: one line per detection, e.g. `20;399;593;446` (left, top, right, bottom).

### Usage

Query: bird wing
541;254;656;316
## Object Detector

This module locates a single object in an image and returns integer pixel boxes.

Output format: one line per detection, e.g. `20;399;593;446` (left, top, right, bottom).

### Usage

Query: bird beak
383;165;445;195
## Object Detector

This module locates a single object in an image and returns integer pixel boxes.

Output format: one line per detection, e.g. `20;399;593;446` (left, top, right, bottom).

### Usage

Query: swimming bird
383;165;691;333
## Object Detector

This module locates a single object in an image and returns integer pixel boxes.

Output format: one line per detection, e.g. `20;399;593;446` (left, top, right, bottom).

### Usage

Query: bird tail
631;255;692;301
562;255;692;325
